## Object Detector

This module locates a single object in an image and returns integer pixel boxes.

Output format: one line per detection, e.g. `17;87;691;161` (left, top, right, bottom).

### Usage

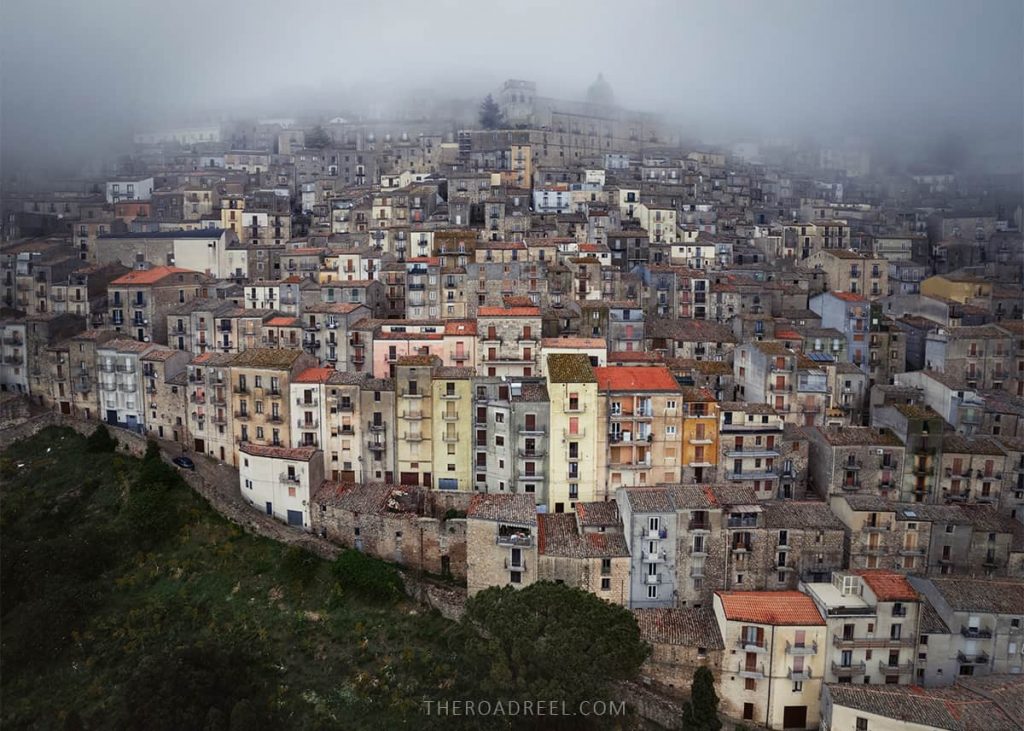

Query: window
646;585;658;599
856;718;868;731
600;578;611;591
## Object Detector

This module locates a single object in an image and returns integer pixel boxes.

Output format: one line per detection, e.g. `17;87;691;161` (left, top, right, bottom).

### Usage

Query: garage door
783;705;807;729
287;510;304;527
400;471;418;486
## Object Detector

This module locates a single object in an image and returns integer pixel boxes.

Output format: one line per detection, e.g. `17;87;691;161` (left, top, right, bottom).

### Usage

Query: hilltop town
2;77;1023;730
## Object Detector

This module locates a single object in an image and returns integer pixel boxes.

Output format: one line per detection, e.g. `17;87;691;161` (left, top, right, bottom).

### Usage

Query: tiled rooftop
467;494;537;525
633;608;724;649
717;590;825;626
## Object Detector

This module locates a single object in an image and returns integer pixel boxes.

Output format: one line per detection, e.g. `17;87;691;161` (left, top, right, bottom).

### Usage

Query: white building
105;177;154;204
239;443;325;529
96;338;154;431
0;320;28;394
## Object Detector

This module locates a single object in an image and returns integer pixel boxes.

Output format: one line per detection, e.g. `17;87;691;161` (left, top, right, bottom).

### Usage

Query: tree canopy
682;666;722;731
478;94;503;130
305;125;332;149
460;582;649;710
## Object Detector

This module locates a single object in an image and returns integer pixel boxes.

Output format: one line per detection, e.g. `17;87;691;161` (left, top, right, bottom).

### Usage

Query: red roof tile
717;591;825;625
111;266;199;285
851;570;920;602
294;367;334;384
594;366;680;392
265;316;299;327
831;291;867;303
478;306;540;317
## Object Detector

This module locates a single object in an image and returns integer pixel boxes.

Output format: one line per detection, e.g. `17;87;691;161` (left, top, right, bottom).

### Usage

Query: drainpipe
766;624;776;730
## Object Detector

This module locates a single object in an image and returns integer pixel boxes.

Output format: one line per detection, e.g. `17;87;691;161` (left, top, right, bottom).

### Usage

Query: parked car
172;456;195;470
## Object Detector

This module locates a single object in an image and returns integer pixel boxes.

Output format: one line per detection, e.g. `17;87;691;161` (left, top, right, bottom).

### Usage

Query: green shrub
332;549;403;603
85;423;117;453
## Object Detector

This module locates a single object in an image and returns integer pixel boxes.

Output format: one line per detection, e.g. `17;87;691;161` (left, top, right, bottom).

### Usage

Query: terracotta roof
829;291;867;303
140;347;181;362
763;501;844;530
111;266;201;285
265;316;300;327
633;608;724;649
594;366;681;393
467;494;536;525
229;348;305;369
478;306;541;317
540;337;607;349
851;570;920;602
294;367;334;384
717;591;825;626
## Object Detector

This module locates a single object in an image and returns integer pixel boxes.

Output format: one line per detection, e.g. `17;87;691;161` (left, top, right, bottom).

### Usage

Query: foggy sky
2;0;1022;178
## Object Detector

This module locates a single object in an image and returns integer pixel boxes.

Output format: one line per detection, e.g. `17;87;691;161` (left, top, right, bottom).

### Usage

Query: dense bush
332;549;404;603
85;423;117;453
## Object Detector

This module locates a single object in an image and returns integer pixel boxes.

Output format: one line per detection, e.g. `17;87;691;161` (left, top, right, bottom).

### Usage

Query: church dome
586;73;615;106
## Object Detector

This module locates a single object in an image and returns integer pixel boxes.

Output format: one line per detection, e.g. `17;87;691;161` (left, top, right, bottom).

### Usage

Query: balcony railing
957;651;990;665
878;660;913;673
831;661;867;676
279;473;301;485
496;534;532;547
786;641;818;655
738;639;767;653
833;635;915;648
788;667;813;681
736;663;765;679
960;626;993;639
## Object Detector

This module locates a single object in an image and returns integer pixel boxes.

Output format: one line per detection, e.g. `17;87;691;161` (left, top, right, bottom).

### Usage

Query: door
60;401;71;415
286;510;303;526
782;706;807;729
400;472;418;486
106;409;117;425
194;438;205;453
265;502;273;515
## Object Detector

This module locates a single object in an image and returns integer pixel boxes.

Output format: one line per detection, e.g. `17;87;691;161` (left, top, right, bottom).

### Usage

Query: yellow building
228;348;317;462
545;353;599;512
394;355;436;487
921;273;993;304
713;591;827;730
681;387;720;483
430;366;474;492
220;196;245;238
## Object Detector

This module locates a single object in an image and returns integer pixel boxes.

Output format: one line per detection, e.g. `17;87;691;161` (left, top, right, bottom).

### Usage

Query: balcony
296;396;319;407
736;663;765;680
960;626;993;639
1;334;24;346
831;662;866;676
441;411;459;422
190;393;206;404
234;411;250;421
644;572;664;585
297;419;319;430
957;651;990;665
642;549;667;563
211;414;228;425
738;638;768;653
563;428;586;440
878;660;913;674
864;521;891;531
399;390;424;399
725;448;779;458
279;473;301;485
496;534;533;547
403;432;424;442
688;519;711;532
841;482;862;492
731;542;752;554
788;667;813;681
368;422;386;433
517;448;545;459
452;352;470;362
401;410;424;420
786;641;818;655
833;635;915;649
367;441;385;452
234;385;250;394
726;470;779;481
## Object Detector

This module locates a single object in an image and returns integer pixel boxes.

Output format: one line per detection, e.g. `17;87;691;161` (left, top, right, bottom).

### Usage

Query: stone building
185;352;235;461
762;501;846;587
536;509;630;605
476;303;542;378
806;426;906;499
938;433;1008;505
140;346;190;443
107;265;210;345
872;403;945;503
466;493;538;596
311;482;468;580
719;402;787;500
633;607;724;695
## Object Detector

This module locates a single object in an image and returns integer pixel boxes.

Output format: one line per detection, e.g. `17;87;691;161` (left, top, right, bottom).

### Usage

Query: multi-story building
228;348;318;457
810;291;872;375
803;571;921;686
394;355;437;488
107;266;210;344
95;338;155;431
735;341;800;417
0;319;28;394
185;352;235;461
140;347;190;443
537;507;631;605
937;434;1008;505
477;304;541;378
713;590;827;730
681;387;720;483
430;366;475;492
595;366;684;494
806;426;906;499
617;486;679;609
807;249;888;300
474;377;551;504
546;354;599;511
238;444;324;529
925;324;1014;392
872;403;945;503
466;494;538;595
719;402;786;499
910;576;1024;684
